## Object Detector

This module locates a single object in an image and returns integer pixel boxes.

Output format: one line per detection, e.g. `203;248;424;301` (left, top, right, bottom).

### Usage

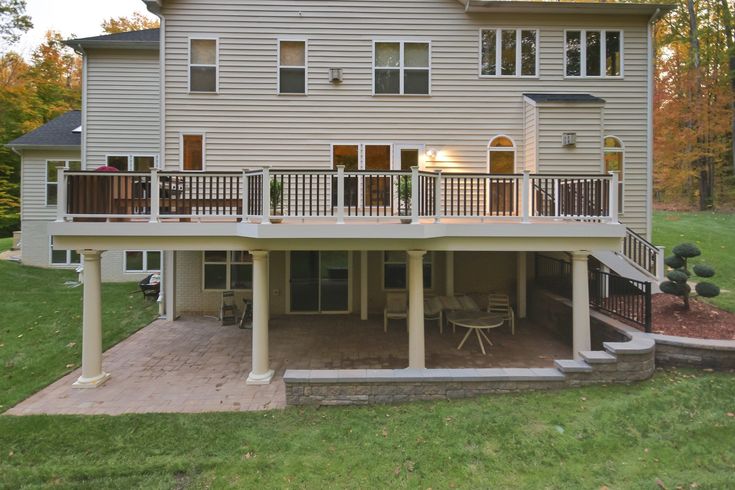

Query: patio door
289;251;350;313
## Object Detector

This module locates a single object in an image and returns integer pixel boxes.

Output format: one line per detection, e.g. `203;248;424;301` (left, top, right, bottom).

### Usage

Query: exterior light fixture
426;148;438;160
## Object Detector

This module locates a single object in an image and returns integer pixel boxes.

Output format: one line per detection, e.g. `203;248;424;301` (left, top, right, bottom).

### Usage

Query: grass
0;237;12;253
653;211;735;312
0;370;733;488
0;260;159;410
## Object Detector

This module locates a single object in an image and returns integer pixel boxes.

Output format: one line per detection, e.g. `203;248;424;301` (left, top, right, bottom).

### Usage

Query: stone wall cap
649;333;735;351
580;350;617;363
604;337;655;355
554;359;593;373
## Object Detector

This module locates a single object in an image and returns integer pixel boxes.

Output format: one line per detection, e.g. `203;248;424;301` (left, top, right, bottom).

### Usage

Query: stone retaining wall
284;336;655;406
652;334;735;370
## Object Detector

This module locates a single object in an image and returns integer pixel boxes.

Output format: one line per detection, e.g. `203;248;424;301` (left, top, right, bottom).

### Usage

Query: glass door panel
333;145;359;207
488;150;515;213
364;145;391;207
319;252;349;312
290;251;319;312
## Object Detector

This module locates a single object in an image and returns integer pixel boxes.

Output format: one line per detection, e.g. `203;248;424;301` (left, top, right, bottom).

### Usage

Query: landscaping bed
651;293;735;340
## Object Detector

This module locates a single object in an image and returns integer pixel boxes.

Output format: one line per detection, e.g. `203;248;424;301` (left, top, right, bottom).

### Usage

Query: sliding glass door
290;251;350;313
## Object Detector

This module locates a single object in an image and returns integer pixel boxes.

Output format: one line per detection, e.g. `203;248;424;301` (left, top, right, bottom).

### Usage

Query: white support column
336;165;345;224
247;250;274;384
521;170;530;223
571;251;591;360
149;168;160;223
410;166;420;224
164;250;177;321
360;251;368;321
516;251;527;319
445;251;454;296
656;246;666;281
407;250;426;369
73;250;110;388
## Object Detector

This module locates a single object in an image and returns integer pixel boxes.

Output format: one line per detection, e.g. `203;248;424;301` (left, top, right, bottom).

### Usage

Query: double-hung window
278;40;307;94
565;30;622;77
374;41;430;95
383;251;432;290
203;251;253;290
125;250;162;273
189;38;218;92
46;160;81;206
480;29;538;77
50;237;80;266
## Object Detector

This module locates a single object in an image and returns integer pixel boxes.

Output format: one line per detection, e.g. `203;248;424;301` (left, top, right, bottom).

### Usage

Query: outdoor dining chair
384;292;408;332
486;293;516;335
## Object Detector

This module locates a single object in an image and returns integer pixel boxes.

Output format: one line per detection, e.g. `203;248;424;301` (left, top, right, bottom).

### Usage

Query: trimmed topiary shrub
660;242;719;310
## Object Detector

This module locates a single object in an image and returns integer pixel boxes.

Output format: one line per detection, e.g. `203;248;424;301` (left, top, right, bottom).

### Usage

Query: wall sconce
426;148;438;160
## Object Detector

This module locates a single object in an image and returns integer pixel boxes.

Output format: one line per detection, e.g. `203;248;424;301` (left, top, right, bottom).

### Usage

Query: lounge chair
384;292;408;332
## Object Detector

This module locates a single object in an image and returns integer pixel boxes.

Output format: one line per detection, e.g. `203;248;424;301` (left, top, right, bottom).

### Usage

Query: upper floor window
279;40;307;94
190;38;218;92
182;134;204;171
374;41;430;95
487;136;515;174
46;160;81;206
480;29;538;77
106;155;157;172
565;30;622;77
604;136;624;213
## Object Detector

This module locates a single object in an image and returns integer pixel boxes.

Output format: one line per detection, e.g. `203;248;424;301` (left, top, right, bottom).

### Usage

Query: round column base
72;372;111;389
246;369;275;385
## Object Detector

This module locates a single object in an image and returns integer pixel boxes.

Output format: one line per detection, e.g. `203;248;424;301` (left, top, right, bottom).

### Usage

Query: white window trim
478;28;540;78
45;160;81;207
179;132;206;171
603;135;625;214
124;250;162;273
486;135;518;173
382;251;434;291
330;143;403;170
563;29;624;79
284;251;353;315
393;144;427;171
202;251;253;291
277;37;308;95
105;154;160;172
49;237;80;267
188;36;220;94
372;39;432;96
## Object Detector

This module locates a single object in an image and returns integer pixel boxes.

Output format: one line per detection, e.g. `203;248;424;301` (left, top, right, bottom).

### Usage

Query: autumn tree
101;12;159;34
0;0;32;48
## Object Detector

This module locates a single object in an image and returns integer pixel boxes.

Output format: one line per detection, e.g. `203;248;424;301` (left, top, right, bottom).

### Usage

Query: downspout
646;8;662;240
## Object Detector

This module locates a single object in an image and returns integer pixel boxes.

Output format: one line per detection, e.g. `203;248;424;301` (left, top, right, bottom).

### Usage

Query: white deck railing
58;167;619;224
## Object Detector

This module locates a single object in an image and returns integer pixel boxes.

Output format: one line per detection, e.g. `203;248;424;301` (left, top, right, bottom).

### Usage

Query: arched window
603;136;624;213
488;135;515;174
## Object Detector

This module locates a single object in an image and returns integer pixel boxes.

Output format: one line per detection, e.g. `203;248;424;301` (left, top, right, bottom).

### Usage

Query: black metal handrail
535;254;652;332
623;228;659;277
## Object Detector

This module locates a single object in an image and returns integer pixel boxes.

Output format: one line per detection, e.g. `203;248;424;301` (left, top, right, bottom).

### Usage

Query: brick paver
7;315;570;415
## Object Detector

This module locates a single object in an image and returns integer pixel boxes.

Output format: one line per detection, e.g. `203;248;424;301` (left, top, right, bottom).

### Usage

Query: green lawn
0;236;12;253
653;211;735;312
0;260;159;410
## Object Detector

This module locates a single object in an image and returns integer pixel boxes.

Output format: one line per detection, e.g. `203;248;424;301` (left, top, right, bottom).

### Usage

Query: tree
0;0;32;48
101;12;159;34
660;243;720;309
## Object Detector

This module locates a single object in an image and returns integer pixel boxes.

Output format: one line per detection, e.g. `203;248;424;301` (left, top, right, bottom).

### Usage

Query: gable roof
524;93;606;105
6;111;82;150
65;28;160;51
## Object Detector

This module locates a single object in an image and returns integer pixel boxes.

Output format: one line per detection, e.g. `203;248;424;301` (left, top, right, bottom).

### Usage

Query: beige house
12;0;673;397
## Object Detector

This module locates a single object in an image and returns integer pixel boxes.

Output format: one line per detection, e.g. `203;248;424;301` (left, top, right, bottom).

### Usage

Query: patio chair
424;296;444;334
384;292;408;332
487;293;515;335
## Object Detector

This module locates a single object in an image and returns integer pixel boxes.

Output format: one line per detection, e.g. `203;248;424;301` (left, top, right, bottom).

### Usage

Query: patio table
447;312;505;355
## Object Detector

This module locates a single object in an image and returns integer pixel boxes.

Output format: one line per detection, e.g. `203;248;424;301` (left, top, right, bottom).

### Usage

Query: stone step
580;350;617;364
554;359;593;373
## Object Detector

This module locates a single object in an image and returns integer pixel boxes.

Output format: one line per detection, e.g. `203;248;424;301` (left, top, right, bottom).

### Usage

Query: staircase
592;228;664;293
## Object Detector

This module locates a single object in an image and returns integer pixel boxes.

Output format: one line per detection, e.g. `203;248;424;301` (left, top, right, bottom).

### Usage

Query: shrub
662;242;719;309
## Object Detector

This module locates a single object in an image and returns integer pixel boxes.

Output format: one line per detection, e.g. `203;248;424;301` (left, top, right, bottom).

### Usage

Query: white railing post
56;166;66;222
241;170;249;222
609;172;619;224
553;179;560;217
262;167;271;223
521;170;530;223
411;166;419;224
656;245;666;281
336;165;345;224
434;169;443;223
149;168;160;223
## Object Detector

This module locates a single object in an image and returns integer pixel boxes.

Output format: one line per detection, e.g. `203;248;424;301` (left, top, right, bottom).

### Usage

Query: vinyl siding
523;100;537;172
536;104;604;174
20;149;81;222
85;49;161;167
160;0;650;233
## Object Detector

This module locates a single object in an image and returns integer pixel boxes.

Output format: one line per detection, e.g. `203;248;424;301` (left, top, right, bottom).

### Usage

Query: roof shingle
6;111;81;148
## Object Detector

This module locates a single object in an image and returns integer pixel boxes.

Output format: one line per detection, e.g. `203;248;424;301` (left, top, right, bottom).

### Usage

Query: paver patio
7;315;570;416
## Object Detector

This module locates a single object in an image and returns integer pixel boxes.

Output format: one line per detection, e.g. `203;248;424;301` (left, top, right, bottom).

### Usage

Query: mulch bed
651;293;735;340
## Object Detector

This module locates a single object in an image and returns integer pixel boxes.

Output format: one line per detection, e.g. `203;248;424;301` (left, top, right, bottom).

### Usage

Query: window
278;40;307;94
487;136;515;174
46;160;81;206
106;155;158;172
182;134;204;171
374;41;430;95
189;38;218;92
50;237;80;266
604;136;624;213
203;251;253;290
565;30;622;77
481;29;538;77
125;251;162;273
383;251;432;290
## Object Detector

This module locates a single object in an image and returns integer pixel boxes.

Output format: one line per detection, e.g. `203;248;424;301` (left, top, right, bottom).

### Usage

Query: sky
15;0;157;56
